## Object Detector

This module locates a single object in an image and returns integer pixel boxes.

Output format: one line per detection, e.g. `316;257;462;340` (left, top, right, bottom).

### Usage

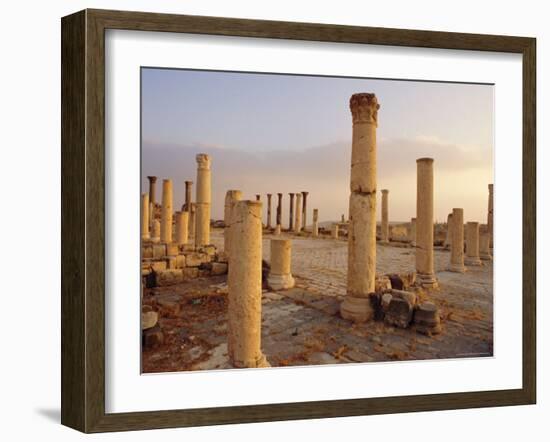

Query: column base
465;257;482;266
231;352;271;368
417;272;439;289
340;295;375;323
480;253;492;261
447;263;466;273
267;273;295;291
274;225;281;235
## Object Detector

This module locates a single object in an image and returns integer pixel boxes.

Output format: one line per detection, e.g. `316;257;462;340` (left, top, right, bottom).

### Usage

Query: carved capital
196;153;211;170
350;93;380;125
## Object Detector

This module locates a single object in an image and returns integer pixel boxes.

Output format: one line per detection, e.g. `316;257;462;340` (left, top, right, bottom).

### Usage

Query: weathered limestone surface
160;179;173;244
141;193;150;240
381;189;389;243
301;191;309;231
312;208;319;237
409;217;417;246
228;200;269;368
415;158;438;288
288;193;295;231
331;223;339;239
341;93;380;323
414;302;442;335
479;225;492;260
274;224;281;235
266;194;272;228
152;220;161;243
444;213;452;249
276;193;283;227
448;208;465;273
175;211;189;246
224;190;242;257
294;193;302;233
267;239;295;290
147;176;157;206
195;154;211;247
465;221;482;266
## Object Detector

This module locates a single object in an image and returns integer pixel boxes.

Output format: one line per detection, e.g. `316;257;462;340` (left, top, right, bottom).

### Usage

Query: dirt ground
142;228;493;373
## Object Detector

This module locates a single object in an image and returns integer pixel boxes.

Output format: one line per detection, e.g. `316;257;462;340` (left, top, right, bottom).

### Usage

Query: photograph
140;68;494;373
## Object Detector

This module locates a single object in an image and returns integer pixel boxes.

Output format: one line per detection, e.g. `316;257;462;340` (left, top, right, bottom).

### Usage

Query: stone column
301;191;309;231
479;225;492;260
444;213;453;249
274;224;281;235
409;217;417;246
189;203;196;239
149;201;154;230
312;209;319;237
224;190;242;257
381;189;389;243
147;176;157;206
294;193;302;233
465;221;482;266
255;194;261;201
341;93;380;323
331;223;339;239
152;219;160;243
416;158;438;288
267;239;295;290
448;208;465;272
183;180;193;210
341;214;345;223
175;211;189;246
141;193;150;240
227;200;269;368
195;154;211;247
276;193;282;228
488;184;494;247
288;193;295;230
160;179;173;243
266;194;272;228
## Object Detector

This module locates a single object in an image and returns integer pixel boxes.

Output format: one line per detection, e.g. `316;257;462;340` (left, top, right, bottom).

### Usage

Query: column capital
488;183;493;192
267;193;272;197
147;176;157;183
196;153;211;170
350;93;380;125
301;191;309;196
381;189;389;194
185;180;193;185
288;192;294;198
277;193;283;197
417;157;434;164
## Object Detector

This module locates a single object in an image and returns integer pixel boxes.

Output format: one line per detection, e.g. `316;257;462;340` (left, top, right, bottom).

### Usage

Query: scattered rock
156;294;182;317
143;325;164;349
381;293;393;312
391;289;418;308
414;302;442;335
211;262;228;275
141;311;158;330
156;269;184;286
384;297;414;328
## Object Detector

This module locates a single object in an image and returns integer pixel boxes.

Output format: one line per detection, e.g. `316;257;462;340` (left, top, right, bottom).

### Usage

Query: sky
141;68;493;224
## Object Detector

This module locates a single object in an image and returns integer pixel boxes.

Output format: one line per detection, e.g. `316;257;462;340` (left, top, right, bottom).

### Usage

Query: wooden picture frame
61;8;536;433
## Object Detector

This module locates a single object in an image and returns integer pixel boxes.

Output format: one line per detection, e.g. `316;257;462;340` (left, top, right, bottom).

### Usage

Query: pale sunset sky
141;68;493;224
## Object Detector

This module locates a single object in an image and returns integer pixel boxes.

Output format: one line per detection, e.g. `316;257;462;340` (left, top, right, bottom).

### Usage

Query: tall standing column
301;191;309;231
189;203;196;239
160;179;173;243
224;190;242;257
266;194;273;228
381;189;389;243
267;239;295;290
465;221;482;266
294;193;302;233
183;180;193;211
228;200;269;368
488;184;494;247
444;213;453;249
288;193;295;230
312;209;319;237
175;211;189;246
416;158;438;288
141;193;150;240
341;93;380;323
195;154;211;247
479;225;492;260
409;217;417;246
447;208;465;272
276;193;282;228
147;176;157;206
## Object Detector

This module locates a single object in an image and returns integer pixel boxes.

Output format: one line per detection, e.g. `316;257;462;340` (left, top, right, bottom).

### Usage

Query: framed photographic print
61;9;536;433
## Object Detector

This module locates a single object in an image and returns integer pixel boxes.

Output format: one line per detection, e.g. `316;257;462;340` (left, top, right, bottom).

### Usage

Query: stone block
143;325;164;349
390;289;418;308
381;293;393;312
150;260;167;273
156;269;183;286
211;262;228;275
166;243;179;256
182;267;199;279
200;245;217;256
387;272;416;290
384;297;413;328
414;302;442;335
166;256;177;270
175;254;186;269
152;244;166;259
156;294;182;317
375;275;392;293
142;246;153;259
141;311;158;330
185;252;210;267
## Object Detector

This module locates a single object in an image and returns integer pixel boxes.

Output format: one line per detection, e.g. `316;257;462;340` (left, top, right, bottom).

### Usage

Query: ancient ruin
381;189;389;243
448;208;465;273
195;154;211;247
465;221;482;266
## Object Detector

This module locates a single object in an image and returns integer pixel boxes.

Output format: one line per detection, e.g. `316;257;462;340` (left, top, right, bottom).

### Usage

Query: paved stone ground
142;228;493;372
